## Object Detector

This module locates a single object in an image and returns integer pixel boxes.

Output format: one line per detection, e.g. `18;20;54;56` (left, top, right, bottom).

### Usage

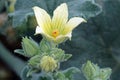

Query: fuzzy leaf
63;54;72;62
55;71;68;80
50;48;72;62
28;55;42;69
63;67;80;80
14;49;24;56
21;66;32;80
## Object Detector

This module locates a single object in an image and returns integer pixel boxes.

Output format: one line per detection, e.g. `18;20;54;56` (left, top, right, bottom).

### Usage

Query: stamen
52;29;59;38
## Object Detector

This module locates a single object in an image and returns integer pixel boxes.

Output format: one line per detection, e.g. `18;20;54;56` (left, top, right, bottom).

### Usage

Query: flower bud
40;56;57;72
82;61;100;80
82;61;112;80
22;37;39;57
99;68;112;80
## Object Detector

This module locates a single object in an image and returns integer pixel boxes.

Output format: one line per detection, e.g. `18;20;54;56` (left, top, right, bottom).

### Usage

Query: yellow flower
40;56;57;72
33;3;86;44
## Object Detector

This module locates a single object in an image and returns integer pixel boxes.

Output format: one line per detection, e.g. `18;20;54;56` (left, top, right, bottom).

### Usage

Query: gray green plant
0;0;117;80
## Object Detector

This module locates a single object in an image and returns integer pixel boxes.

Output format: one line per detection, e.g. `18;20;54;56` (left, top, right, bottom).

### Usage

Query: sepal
50;48;72;62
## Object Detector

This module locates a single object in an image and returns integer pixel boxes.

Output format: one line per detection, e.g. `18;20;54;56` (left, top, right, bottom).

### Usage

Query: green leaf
26;68;38;77
62;67;80;80
50;48;65;61
38;72;54;80
21;66;32;80
68;0;102;19
21;66;54;80
54;71;68;80
14;49;25;56
63;54;72;62
28;55;42;69
50;48;72;62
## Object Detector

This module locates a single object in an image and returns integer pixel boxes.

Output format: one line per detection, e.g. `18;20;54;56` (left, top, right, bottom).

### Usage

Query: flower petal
63;17;86;34
65;32;72;40
35;26;43;35
52;3;68;33
35;26;72;44
33;6;52;34
35;26;53;40
54;32;72;44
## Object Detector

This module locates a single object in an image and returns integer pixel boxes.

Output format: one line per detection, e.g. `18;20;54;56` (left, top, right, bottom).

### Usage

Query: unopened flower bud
40;56;57;72
82;61;99;80
22;37;39;57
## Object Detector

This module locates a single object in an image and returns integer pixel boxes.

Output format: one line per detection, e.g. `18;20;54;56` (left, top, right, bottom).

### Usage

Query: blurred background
0;0;120;80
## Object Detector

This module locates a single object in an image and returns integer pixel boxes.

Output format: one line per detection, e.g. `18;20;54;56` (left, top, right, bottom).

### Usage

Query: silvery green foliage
15;37;74;80
82;61;112;80
54;67;80;80
21;66;80;80
16;37;112;80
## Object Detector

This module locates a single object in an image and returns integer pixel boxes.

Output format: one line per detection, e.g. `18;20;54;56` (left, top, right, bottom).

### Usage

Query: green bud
82;61;100;80
40;56;57;72
22;37;40;57
82;61;112;80
99;68;112;80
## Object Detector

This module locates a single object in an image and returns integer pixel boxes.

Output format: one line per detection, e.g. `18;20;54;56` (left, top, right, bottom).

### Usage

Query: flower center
52;29;59;38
